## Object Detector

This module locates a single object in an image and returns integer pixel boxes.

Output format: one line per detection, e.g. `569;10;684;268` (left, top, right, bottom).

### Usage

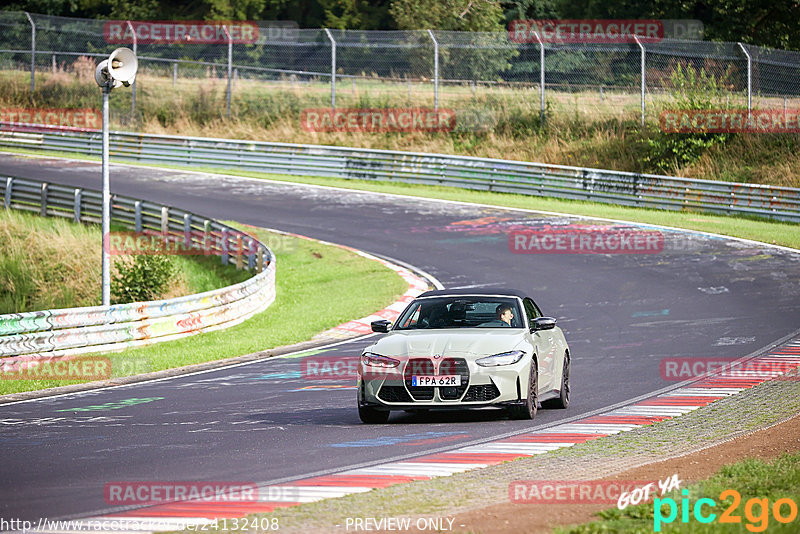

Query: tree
390;0;506;31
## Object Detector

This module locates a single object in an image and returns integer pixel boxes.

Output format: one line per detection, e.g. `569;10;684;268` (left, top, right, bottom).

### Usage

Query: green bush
643;64;734;174
111;255;177;304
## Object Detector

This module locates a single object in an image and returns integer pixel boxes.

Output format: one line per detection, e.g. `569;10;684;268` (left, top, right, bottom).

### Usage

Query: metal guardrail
1;122;798;223
0;175;276;359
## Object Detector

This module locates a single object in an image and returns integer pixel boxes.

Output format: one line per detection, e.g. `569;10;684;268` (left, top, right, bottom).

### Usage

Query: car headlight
476;350;525;367
361;352;400;368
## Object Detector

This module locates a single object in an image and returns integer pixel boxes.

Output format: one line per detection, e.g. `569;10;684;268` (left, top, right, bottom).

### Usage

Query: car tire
543;352;570;409
509;360;538;420
359;405;390;424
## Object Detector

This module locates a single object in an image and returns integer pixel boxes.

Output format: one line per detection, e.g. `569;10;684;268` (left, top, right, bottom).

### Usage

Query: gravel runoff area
244;369;800;533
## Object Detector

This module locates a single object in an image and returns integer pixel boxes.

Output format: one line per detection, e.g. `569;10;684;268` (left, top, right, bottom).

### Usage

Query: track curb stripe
41;337;800;533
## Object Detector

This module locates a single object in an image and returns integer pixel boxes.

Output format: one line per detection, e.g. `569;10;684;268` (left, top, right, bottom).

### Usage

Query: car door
524;298;555;390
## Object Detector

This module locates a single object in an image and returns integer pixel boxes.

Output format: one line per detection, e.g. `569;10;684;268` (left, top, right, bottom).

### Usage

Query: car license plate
411;375;461;387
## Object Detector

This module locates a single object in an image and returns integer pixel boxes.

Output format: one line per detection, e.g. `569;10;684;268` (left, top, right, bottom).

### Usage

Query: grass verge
0;208;250;314
558;453;800;533
0;224;408;395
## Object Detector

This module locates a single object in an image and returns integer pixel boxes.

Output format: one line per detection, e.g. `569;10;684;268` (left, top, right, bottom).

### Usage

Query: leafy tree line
2;0;799;49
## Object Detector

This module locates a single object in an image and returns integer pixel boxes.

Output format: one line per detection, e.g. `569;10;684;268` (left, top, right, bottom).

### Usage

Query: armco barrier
0;176;276;359
1;123;799;222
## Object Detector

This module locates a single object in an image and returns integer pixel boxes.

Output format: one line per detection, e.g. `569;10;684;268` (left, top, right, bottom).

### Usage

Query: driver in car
479;304;514;327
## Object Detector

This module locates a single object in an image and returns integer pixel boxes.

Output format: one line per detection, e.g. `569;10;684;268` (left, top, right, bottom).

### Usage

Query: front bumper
358;356;530;409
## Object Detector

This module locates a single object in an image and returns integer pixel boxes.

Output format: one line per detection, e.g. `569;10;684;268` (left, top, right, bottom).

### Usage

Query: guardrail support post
235;234;244;269
247;238;255;270
40;183;47;217
324;28;336;108
634;35;645;127
73;188;82;222
427;30;439;111
221;229;229;265
24;12;35;95
134;201;142;232
738;42;752;120
183;213;192;248
4;178;12;208
160;206;169;235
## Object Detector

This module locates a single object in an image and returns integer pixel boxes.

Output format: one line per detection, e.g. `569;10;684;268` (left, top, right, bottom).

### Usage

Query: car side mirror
531;317;557;331
371;320;392;333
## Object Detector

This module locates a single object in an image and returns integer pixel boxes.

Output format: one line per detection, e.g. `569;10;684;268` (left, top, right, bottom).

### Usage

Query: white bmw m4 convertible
357;289;570;423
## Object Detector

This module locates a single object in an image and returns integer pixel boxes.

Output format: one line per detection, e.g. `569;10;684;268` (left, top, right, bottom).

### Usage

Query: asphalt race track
1;154;799;522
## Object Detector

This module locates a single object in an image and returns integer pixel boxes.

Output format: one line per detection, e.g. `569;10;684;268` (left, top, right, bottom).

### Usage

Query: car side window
523;298;539;328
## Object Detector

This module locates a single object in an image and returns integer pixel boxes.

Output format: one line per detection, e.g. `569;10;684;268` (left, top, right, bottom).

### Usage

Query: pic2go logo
654;489;799;532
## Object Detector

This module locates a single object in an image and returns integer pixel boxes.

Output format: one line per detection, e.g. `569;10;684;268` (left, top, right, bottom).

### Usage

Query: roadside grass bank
2;69;800;187
219;366;800;533
3;149;797;251
0;224;408;395
0;208;249;314
558;452;800;533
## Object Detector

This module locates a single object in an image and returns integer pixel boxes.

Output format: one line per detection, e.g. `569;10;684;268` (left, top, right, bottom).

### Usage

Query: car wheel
509;360;538;420
544;352;570;409
359;405;390;424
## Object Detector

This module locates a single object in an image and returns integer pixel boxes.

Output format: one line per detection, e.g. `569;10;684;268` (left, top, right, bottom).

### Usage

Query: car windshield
394;296;523;330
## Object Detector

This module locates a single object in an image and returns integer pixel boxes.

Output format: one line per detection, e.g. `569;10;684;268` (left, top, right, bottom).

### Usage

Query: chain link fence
1;11;800;125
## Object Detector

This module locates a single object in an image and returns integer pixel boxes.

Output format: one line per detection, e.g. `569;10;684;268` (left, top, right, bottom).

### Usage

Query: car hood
368;329;526;359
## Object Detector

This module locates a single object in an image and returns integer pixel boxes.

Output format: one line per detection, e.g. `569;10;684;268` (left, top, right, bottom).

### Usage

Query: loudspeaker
108;47;138;86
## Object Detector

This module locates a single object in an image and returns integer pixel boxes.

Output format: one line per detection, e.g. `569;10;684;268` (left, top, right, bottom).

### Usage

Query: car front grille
438;358;469;400
462;383;501;402
378;385;413;403
404;358;435;400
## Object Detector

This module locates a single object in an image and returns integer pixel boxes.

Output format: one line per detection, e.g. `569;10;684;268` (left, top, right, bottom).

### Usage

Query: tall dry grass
0;210;192;313
2;66;799;187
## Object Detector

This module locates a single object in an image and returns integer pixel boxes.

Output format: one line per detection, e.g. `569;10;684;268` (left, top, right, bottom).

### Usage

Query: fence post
324;28;336;108
24;12;35;94
224;25;232;118
4;177;12;208
51;54;56;74
531;30;545;122
738;42;752;120
173;62;177;87
126;21;137;121
633;35;645;127
427;30;439;110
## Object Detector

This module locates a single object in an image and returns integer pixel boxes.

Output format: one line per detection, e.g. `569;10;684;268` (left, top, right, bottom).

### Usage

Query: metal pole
126;21;137;121
24;12;35;94
101;86;111;306
225;25;232;117
738;42;752;121
427;30;439;110
634;35;645;127
173;62;177;87
531;31;545;122
324;28;336;108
